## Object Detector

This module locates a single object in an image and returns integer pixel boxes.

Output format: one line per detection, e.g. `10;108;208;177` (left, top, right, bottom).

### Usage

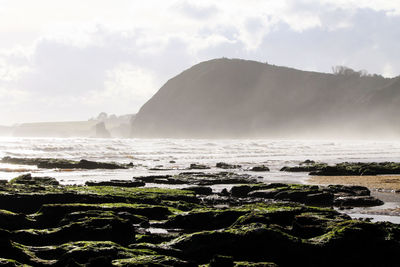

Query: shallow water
2;137;400;183
1;137;400;223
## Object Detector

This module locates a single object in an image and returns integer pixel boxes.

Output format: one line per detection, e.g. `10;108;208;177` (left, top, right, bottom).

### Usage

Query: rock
250;165;270;172
304;192;334;206
9;173;59;186
163;209;247;231
184;186;213;195
230;184;283;198
334;196;384;207
112;255;192;267
0;258;22;267
135;172;257;186
134;175;172;183
220;188;230;196
94;122;111;138
230;185;253;198
234;261;278;267
76;159;126;169
326;185;370;196
216;162;241;169
0;179;396;266
248;189;279;199
189;164;210;170
0;209;34;230
209;255;234;267
280;162;327;172
168;223;303;264
85;180;145;187
1;156;127;169
12;215;136;246
309;162;400;176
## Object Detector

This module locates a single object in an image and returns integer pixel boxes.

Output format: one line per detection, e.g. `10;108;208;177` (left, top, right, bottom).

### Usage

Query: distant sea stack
131;58;400;138
94;122;111;138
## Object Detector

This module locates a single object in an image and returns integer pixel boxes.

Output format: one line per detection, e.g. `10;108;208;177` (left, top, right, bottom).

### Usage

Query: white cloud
100;64;160;110
0;0;399;124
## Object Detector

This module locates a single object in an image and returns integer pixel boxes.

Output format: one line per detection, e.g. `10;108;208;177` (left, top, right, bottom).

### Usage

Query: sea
1;137;400;223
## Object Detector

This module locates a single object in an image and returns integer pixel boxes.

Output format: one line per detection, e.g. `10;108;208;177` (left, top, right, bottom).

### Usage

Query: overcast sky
0;0;399;125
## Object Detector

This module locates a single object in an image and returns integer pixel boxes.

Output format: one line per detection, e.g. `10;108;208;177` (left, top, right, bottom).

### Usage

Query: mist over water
2;137;400;185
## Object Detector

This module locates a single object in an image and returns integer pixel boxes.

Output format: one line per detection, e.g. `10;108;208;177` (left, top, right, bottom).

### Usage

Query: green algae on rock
0;174;398;266
281;160;400;176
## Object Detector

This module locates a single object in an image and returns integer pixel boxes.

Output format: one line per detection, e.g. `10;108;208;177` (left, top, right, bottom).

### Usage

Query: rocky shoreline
0;170;399;266
281;160;400;176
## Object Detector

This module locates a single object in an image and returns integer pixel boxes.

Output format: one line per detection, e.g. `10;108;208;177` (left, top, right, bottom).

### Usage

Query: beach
308;175;400;191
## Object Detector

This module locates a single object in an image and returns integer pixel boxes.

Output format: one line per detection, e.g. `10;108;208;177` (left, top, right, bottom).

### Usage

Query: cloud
176;1;219;20
0;0;399;125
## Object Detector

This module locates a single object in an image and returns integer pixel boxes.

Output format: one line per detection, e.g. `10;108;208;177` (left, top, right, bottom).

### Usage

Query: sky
0;0;399;125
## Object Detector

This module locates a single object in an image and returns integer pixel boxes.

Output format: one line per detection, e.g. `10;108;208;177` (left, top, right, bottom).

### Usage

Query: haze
0;0;399;129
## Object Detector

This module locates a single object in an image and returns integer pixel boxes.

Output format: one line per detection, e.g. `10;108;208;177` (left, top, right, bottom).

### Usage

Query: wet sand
308;175;400;191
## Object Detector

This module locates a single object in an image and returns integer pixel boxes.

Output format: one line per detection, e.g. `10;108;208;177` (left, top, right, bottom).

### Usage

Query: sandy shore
308;175;400;191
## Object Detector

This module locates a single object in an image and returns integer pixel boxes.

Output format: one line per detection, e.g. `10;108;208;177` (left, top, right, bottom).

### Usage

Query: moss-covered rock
112;255;192;266
12;215;135;246
135;172;258;186
0;209;34;230
10;173;59;186
0;178;397;266
281;161;400;176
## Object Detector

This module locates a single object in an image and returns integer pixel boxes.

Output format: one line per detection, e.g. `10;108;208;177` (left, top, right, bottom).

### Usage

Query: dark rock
230;185;253;198
209;255;234;267
326;185;370;196
136;172;257;186
85;180;145;187
310;162;400;176
216;162;241;169
134;175;172;183
303;192;334;206
230;184;283;198
220;188;230;196
10;173;59;186
163;210;247;231
184;186;213;195
12;216;135;246
76;159;126;169
1;156;127;169
250;165;270;172
280;162;327;172
334;196;384;207
189;164;210;170
0;178;396;266
0;210;33;230
248;189;280;199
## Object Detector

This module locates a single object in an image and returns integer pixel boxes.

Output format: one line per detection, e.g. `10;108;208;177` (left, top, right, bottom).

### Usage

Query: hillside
131;58;399;138
11;113;135;138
